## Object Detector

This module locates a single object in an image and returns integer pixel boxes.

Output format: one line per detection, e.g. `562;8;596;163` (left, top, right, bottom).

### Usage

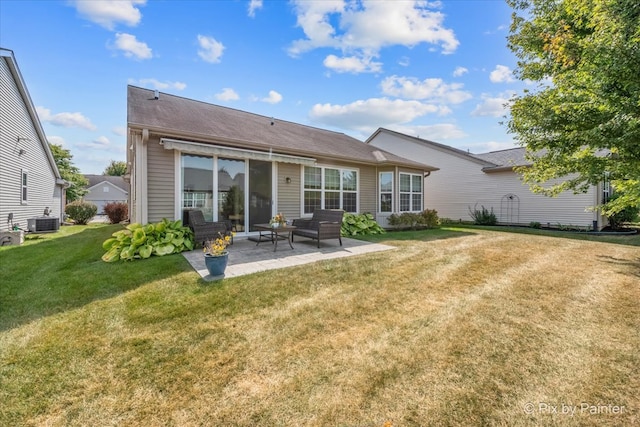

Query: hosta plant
341;212;385;236
102;218;194;262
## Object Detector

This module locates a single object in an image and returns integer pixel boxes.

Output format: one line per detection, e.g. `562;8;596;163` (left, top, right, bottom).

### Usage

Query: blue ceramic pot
204;252;229;278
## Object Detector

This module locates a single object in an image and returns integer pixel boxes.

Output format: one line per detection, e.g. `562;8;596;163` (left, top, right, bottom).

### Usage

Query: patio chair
187;210;233;246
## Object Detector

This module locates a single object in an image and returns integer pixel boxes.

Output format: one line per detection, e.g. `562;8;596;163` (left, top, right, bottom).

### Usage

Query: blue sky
1;0;525;174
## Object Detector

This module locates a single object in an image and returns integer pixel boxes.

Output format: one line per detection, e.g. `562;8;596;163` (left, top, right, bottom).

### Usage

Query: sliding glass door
248;160;272;231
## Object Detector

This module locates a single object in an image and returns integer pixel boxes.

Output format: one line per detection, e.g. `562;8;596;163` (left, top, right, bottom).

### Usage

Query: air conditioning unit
27;217;60;233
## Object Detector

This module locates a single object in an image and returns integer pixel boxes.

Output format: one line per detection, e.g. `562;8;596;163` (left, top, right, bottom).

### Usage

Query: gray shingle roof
84;175;128;192
127;86;438;171
472;147;530;168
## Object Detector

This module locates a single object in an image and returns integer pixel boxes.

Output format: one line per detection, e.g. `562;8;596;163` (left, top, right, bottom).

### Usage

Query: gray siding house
0;48;67;232
83;175;128;214
367;128;606;229
126;86;438;233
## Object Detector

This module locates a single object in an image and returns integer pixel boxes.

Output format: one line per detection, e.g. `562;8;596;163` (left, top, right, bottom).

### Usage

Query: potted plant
203;232;233;278
269;212;287;228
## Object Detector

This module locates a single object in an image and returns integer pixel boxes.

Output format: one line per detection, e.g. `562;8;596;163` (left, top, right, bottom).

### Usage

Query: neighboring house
83;175;128;214
0;48;67;232
366;128;607;230
126;86;438;233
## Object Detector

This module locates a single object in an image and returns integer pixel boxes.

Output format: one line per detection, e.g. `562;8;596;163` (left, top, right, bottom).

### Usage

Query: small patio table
250;223;297;251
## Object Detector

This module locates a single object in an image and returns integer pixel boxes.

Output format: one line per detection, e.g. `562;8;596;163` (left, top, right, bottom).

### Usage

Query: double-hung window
303;166;358;214
399;173;422;212
379;172;393;213
21;169;28;204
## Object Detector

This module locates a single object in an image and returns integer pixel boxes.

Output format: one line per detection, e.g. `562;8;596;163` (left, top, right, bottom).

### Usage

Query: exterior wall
370;131;600;228
276;162;302;220
146;136;176;222
0;56;62;231
84;182;128;213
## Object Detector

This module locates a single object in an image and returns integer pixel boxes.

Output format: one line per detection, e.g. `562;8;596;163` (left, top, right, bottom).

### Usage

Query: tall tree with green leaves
103;160;127;176
506;0;640;215
49;143;88;202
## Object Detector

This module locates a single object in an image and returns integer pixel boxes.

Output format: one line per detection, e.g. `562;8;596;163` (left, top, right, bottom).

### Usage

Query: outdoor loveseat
187;210;233;246
292;209;344;248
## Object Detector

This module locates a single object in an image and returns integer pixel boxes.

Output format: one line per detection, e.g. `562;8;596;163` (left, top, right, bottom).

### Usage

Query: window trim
378;171;394;213
21;169;28;204
399;172;422;212
302;165;359;214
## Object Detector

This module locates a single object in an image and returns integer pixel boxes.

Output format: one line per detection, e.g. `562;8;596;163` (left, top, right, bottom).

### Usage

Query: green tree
103;160;127;176
49;143;88;202
506;0;640;215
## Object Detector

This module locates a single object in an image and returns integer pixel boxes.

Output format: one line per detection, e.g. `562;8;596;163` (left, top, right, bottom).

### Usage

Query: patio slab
182;236;396;281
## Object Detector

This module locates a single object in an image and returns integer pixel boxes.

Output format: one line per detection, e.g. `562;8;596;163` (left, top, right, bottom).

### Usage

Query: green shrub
468;204;497;225
65;201;97;225
102;218;194;262
606;194;640;229
529;221;541;229
103;202;128;224
341;212;386;236
388;209;439;230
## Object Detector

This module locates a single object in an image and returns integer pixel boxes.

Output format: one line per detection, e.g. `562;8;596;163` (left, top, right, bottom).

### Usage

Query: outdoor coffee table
250;223;297;251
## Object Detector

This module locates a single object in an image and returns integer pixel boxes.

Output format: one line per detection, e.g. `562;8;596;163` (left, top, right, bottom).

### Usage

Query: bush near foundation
103;202;128;224
388;209;439;230
65;201;97;225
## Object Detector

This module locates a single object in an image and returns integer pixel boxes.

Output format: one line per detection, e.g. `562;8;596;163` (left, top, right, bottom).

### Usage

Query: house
366;128;607;229
126;86;438;233
0;48;67;232
83;175;128;214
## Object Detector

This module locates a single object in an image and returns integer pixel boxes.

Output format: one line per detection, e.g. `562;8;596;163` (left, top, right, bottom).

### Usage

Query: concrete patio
182;236;396;281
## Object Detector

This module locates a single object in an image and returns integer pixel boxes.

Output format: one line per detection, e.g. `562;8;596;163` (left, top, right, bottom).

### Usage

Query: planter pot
204;252;229;279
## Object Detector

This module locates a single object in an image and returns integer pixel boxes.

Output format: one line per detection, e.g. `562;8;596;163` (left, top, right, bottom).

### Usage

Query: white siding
369;131;599;228
84;182;128;214
0;55;62;231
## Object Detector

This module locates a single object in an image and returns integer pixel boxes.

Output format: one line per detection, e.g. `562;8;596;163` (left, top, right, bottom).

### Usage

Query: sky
1;0;527;175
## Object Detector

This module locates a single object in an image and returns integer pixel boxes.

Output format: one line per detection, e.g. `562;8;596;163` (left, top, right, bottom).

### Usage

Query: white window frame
379;171;394;213
302;165;359;214
21;169;28;204
399;172;422;212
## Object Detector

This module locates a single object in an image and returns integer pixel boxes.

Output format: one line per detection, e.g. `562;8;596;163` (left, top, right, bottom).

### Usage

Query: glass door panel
182;154;213;224
248;160;272;231
217;158;245;231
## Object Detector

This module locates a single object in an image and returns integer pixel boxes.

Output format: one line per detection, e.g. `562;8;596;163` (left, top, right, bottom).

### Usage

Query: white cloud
47;136;66;147
453;66;468;77
77;135;118;151
73;0;145;30
215;88;240;101
389;123;468;140
248;0;263;17
398;56;410;67
128;78;186;90
490;64;515;83
471;92;514;117
197;35;225;63
380;75;472;104
262;90;283;104
37;106;97;131
289;0;458;72
112;126;127;136
113;33;152;59
309;98;440;132
323;54;382;73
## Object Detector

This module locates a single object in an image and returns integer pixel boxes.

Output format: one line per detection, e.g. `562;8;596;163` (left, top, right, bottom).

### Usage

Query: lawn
1;224;638;426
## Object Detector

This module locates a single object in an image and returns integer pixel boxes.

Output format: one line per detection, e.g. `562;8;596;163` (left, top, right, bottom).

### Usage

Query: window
103;186;110;193
21;169;28;204
379;172;393;213
303;166;358;214
603;172;611;203
399;173;422;212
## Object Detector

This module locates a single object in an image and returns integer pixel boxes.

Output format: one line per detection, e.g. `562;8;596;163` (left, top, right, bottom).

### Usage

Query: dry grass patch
1;228;638;426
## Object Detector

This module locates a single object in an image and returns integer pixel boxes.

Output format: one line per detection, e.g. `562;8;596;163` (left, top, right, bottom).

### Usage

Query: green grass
1;224;639;426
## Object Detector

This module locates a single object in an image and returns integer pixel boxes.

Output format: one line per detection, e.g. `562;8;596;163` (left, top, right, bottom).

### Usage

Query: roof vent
154;90;159;100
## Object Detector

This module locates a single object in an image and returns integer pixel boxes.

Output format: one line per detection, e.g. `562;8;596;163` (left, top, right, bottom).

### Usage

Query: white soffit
160;138;316;166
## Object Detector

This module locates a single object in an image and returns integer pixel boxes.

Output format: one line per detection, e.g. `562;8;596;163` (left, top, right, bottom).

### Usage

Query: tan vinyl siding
0;57;61;231
146;137;176;222
358;165;377;214
276;162;301;219
370;131;599;228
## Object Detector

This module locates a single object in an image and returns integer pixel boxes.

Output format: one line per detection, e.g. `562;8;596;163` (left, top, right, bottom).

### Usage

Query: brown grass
1;229;638;426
